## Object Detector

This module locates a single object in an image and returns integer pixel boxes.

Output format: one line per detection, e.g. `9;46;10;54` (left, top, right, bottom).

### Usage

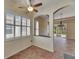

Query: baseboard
32;45;54;53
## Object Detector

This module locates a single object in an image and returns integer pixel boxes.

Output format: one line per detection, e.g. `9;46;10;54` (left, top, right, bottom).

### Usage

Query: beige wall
34;17;49;36
67;20;75;40
39;18;48;36
4;7;32;58
5;37;31;58
33;14;54;52
33;36;54;52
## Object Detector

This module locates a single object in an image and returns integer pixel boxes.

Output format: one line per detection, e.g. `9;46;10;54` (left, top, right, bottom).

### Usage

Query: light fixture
27;6;33;12
58;21;64;27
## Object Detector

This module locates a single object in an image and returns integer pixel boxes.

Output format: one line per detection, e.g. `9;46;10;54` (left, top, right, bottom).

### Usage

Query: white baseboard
33;44;54;53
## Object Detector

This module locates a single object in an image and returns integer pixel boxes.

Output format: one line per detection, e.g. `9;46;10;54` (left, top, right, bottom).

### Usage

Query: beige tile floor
7;37;75;59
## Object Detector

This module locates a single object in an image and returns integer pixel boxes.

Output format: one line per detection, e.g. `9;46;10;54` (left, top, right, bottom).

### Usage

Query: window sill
5;36;31;41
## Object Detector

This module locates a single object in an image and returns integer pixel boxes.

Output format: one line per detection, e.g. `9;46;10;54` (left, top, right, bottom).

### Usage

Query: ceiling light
27;6;33;12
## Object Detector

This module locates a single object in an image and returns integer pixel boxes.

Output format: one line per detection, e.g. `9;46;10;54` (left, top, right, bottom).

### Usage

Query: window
22;17;26;26
27;19;30;26
6;25;14;39
15;26;21;37
22;17;27;36
22;27;26;36
27;27;30;35
5;13;31;40
6;13;14;24
15;16;21;37
5;13;14;39
35;21;39;35
15;16;21;25
27;19;30;36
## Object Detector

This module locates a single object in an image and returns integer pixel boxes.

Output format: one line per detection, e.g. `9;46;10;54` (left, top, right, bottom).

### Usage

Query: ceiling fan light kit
27;6;33;12
18;0;42;13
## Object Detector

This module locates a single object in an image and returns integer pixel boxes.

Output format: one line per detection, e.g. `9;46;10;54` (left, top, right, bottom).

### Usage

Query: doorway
53;4;75;59
53;20;67;39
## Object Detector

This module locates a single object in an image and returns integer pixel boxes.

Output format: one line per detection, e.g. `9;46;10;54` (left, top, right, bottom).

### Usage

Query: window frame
5;13;15;39
26;19;31;36
5;13;31;40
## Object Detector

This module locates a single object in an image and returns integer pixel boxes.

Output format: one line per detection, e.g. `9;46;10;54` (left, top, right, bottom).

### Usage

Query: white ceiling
5;0;75;16
35;15;49;20
54;3;75;19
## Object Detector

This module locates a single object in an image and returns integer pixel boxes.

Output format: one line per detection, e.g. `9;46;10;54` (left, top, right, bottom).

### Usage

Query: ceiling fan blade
18;7;24;8
34;9;38;12
26;11;29;14
33;3;42;7
18;6;27;9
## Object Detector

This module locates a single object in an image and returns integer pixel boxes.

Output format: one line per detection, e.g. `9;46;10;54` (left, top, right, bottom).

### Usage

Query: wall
39;18;48;36
33;36;54;52
5;37;31;58
4;5;32;58
34;17;48;36
33;13;54;52
67;20;75;40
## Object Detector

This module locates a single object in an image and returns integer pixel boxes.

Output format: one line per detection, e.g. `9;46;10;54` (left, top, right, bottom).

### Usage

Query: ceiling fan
18;0;42;13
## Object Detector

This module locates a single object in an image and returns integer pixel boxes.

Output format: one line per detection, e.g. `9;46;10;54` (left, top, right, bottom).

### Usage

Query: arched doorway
53;3;75;58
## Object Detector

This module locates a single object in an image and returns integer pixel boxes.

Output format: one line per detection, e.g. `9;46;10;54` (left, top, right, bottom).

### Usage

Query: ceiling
5;0;75;15
54;3;75;19
35;15;49;20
